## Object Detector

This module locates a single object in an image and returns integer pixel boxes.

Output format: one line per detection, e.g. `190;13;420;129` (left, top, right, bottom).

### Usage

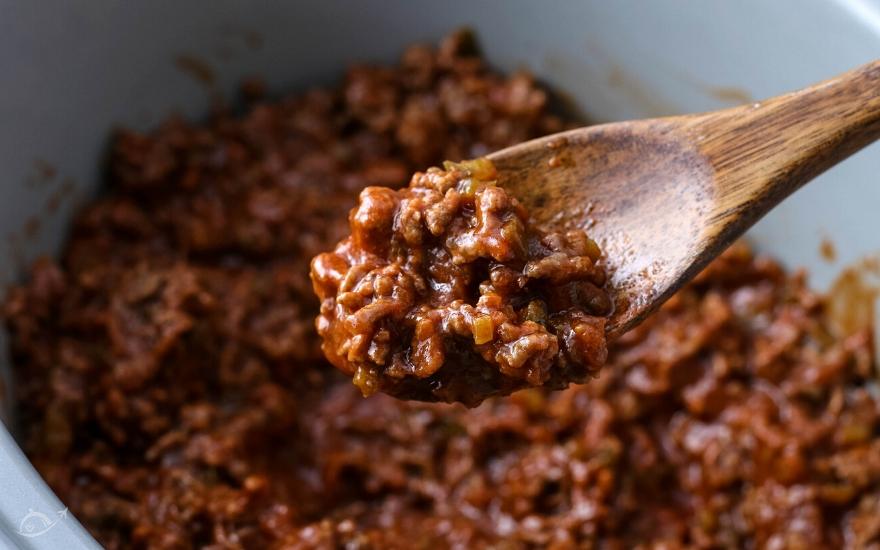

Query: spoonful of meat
311;60;880;406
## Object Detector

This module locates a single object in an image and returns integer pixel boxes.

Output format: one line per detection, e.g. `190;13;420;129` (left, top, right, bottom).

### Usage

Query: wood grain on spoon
489;60;880;338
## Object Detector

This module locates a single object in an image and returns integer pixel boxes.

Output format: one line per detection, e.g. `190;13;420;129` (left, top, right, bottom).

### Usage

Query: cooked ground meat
311;158;610;405
3;31;879;549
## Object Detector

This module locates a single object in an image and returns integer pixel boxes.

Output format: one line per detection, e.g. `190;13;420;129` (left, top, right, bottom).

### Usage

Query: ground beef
312;158;609;405
3;31;879;549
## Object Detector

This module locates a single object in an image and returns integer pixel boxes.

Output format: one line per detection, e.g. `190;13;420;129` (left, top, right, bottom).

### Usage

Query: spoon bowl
489;60;880;337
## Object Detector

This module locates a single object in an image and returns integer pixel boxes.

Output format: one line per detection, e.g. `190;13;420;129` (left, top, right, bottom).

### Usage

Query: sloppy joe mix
4;32;879;549
311;158;610;405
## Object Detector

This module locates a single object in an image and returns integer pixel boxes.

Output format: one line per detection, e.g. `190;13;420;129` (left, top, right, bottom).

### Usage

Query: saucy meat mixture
4;31;880;549
311;158;610;405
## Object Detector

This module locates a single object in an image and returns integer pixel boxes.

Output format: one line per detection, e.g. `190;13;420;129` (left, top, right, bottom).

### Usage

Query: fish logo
17;507;68;538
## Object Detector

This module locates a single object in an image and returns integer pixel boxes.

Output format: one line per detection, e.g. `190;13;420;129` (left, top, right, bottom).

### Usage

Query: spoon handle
686;60;880;231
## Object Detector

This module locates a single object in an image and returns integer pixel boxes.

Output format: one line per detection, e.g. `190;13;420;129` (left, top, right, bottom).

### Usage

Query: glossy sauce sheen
3;31;880;549
311;158;610;405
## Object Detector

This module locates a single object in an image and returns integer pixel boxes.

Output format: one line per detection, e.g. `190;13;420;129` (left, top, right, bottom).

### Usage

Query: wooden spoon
488;60;880;338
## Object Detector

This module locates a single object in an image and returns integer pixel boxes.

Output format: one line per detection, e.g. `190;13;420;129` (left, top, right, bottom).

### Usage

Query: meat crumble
3;31;879;549
311;158;610;405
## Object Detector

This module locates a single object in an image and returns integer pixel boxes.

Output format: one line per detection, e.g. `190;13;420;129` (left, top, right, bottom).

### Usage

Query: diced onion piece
353;366;379;397
524;300;547;324
456;178;480;197
445;157;497;181
473;315;494;344
585;237;601;261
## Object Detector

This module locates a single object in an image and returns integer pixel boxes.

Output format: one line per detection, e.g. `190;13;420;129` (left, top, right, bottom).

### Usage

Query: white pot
1;2;878;547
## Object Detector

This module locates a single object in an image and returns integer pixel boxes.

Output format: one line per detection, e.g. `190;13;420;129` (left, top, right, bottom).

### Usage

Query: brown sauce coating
312;158;610;405
3;31;880;549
